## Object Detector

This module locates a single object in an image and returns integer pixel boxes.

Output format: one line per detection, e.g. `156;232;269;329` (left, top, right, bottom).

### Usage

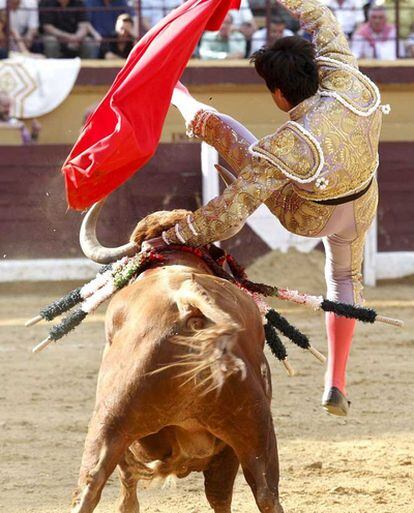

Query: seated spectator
406;22;414;56
0;90;41;143
280;2;300;34
0;91;11;120
199;13;246;60
273;4;300;33
324;0;364;39
250;17;294;55
352;5;401;59
239;20;256;57
0;10;7;58
385;0;414;39
103;13;135;59
0;0;41;54
85;0;135;40
40;0;101;58
229;0;256;30
248;0;299;32
362;0;374;21
230;0;257;56
141;0;183;30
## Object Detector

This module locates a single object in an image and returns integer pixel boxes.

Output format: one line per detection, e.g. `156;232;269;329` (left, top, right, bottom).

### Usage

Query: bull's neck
151;250;213;275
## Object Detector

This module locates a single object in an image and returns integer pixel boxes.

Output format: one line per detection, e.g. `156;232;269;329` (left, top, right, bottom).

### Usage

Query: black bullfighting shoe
322;387;351;417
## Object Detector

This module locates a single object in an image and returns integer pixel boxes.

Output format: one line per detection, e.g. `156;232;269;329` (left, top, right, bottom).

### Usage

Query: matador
153;0;384;416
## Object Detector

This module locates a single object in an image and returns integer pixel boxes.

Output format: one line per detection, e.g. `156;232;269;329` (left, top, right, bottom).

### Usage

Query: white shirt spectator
199;30;246;60
250;27;294;55
323;0;364;36
0;0;39;36
352;26;402;59
141;0;183;28
352;7;403;59
199;14;246;60
229;0;254;28
406;31;414;57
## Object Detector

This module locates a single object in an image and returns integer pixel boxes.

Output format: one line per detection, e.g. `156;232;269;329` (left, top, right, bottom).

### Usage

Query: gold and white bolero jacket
163;0;383;247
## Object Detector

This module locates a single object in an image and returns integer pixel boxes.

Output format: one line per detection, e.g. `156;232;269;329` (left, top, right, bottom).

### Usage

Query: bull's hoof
322;387;350;417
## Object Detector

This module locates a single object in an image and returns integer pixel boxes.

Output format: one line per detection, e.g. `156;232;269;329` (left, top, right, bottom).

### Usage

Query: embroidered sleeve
163;161;287;247
249;122;324;184
277;0;358;68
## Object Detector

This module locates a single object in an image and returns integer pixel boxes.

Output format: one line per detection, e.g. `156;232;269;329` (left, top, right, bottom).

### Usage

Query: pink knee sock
324;312;356;397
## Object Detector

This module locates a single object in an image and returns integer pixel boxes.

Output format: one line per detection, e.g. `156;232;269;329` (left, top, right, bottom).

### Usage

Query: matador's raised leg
321;180;378;415
172;82;257;175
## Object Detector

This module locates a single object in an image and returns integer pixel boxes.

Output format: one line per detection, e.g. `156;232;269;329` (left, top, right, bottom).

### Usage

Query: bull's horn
80;200;138;264
214;164;237;186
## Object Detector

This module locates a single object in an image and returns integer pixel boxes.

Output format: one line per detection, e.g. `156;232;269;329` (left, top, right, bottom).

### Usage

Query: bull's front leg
212;396;284;513
203;444;239;513
116;449;140;513
236;409;284;513
71;408;132;513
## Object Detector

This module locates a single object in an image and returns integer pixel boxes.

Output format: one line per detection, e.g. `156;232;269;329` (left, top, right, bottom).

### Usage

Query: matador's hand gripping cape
62;0;240;210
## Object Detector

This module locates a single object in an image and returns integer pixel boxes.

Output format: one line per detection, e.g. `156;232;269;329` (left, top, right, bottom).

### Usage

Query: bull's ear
184;308;206;332
214;164;237;187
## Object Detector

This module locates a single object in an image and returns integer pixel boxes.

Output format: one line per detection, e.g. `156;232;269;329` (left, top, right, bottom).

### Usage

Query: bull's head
79;200;191;264
80;164;237;264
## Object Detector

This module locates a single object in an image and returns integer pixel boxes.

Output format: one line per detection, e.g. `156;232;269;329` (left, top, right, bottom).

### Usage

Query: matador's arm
162;110;325;247
162;160;287;247
278;0;358;68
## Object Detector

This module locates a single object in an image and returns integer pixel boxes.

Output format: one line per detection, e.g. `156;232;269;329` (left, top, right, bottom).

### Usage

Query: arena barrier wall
0;140;413;281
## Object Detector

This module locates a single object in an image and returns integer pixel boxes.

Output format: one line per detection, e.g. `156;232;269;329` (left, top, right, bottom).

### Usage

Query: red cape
62;0;240;210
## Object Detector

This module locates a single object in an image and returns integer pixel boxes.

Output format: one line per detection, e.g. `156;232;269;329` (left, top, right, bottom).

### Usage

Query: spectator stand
0;0;141;59
0;1;412;60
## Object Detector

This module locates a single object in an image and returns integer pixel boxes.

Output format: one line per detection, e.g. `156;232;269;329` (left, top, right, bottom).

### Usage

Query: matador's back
249;0;384;202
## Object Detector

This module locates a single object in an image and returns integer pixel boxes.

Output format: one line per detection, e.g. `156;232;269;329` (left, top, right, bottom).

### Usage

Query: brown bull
71;206;284;513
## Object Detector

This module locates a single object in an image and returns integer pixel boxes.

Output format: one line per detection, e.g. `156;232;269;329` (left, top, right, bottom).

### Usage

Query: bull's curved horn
214;164;237;186
80;200;138;264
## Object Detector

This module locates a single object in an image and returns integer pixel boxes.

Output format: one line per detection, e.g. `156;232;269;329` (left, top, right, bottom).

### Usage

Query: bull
71;203;284;513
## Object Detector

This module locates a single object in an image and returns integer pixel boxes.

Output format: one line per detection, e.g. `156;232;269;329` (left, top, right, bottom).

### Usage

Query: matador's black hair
251;36;319;106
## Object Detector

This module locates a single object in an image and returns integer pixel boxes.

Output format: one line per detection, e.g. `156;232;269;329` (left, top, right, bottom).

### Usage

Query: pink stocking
324;312;356;397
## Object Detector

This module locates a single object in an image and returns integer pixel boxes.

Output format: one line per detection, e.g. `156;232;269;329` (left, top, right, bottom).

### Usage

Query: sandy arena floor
0;250;413;513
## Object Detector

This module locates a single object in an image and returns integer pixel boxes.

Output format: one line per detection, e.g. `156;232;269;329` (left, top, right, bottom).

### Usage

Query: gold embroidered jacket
164;0;383;247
